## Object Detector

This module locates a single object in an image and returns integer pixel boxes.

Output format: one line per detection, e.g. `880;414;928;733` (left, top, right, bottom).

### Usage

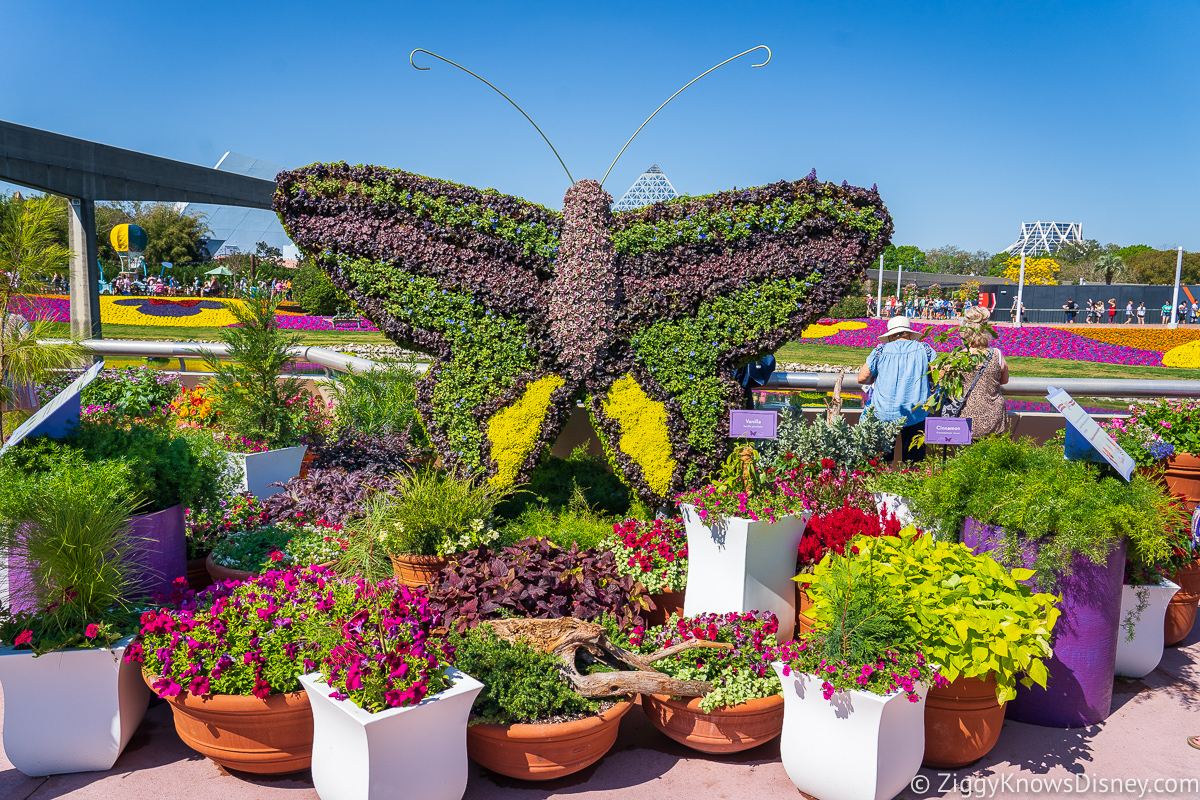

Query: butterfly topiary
273;49;892;506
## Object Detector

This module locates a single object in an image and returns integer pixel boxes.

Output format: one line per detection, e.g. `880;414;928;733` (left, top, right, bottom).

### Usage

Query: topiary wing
595;175;893;503
274;162;574;483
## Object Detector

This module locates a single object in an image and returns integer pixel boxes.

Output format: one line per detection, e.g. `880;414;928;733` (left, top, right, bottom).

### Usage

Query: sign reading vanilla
729;410;778;439
1047;386;1135;481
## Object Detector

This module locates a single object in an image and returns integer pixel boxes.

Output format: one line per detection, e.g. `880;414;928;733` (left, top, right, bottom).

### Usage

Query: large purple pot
127;504;187;598
960;518;1126;729
5;505;186;611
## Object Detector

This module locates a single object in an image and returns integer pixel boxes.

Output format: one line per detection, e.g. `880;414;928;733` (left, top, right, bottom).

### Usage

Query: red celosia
796;503;903;571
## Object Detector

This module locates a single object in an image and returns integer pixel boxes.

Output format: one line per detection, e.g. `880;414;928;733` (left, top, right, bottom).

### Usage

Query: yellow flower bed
601;375;677;496
486;375;566;488
1075;327;1200;353
1162;340;1200;368
801;320;869;339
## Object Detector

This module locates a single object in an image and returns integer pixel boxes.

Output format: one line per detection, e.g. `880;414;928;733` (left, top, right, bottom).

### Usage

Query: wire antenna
600;45;771;188
410;48;575;184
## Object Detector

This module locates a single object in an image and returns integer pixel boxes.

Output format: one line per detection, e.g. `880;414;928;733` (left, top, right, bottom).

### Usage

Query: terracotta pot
641;693;783;754
922;675;1006;769
1164;454;1200;510
186;557;211;592
795;582;816;636
1166;560;1200;646
390;553;448;588
150;676;313;774
298;451;317;479
645;588;686;627
205;552;255;584
466;700;631;780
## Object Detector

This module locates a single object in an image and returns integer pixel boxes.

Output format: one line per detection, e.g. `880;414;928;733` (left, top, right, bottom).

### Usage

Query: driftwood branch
648;639;733;662
483;618;718;698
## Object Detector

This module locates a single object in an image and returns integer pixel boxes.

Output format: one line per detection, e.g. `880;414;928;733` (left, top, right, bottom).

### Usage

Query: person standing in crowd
1125;301;1134;324
1107;299;1116;324
857;316;936;462
956;306;1010;441
1162;300;1173;323
1180;301;1190;324
1063;298;1078;324
1138;302;1147;325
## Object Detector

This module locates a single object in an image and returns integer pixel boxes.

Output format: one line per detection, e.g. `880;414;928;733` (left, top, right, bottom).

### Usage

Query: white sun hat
879;316;916;341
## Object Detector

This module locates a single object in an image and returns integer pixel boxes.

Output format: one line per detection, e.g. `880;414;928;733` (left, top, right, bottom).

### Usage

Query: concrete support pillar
67;198;101;340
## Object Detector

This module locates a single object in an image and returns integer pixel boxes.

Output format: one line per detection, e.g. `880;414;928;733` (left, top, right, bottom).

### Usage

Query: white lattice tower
1003;221;1083;255
612;164;679;211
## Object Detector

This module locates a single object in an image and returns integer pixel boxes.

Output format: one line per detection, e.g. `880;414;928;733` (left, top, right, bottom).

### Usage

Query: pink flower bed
8;295;68;322
822;318;1163;366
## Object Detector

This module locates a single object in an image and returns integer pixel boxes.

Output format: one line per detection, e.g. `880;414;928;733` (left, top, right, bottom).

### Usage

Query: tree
134;203;210;266
924;245;992;275
1001;256;1059;285
1054;240;1128;284
882;245;927;273
1116;244;1153;261
254;241;283;264
0;194;71;280
291;261;351;315
1125;249;1200;285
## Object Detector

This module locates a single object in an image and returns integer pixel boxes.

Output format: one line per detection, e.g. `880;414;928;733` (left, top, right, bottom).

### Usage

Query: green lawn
775;341;1200;381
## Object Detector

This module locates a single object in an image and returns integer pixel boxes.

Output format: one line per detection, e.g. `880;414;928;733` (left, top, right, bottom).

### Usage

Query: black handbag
941;350;992;418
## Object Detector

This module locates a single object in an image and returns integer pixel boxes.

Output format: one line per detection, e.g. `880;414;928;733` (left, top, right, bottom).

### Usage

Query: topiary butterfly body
275;164;891;504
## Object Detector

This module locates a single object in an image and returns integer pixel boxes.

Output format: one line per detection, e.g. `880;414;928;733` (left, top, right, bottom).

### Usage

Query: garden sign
729;410;777;439
1047;386;1134;481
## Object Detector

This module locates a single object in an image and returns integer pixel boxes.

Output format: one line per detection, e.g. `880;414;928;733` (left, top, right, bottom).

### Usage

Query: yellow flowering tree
1002;256;1059;286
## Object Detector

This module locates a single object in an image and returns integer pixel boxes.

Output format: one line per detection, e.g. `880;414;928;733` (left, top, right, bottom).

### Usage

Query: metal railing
46;339;1200;399
765;372;1200;399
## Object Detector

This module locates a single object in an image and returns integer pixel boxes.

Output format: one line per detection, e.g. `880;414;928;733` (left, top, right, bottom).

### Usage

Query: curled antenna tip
410;48;430;70
751;45;772;67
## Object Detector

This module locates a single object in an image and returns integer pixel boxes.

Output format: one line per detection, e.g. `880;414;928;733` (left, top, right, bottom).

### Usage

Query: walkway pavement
2;626;1198;800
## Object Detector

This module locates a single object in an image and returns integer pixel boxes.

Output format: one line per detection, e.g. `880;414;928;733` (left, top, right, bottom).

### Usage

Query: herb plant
629;612;780;712
330;358;426;443
449;624;597;724
902;437;1186;585
370;470;501;558
81;366;182;421
0;454;144;654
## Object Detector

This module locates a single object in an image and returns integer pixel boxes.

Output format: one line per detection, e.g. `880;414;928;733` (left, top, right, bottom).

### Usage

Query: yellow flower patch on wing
487;375;566;488
601;375;677;497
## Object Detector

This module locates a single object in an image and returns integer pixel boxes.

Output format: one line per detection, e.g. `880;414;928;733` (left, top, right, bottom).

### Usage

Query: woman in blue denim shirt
856;316;935;462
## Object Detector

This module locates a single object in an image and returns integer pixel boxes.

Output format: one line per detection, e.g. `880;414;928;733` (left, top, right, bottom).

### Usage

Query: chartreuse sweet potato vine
803;532;1059;703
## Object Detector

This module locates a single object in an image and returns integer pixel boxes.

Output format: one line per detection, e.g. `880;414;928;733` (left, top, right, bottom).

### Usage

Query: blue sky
3;1;1197;252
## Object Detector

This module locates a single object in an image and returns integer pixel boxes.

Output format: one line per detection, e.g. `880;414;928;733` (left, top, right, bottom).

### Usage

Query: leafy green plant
494;446;631;520
330;358;426;443
448;624;597;724
827;532;1059;702
502;483;614;551
81;366;182;420
0;453;144;654
291;260;351;316
200;294;309;448
367;470;501;558
900;437;1186;586
629;612;780;712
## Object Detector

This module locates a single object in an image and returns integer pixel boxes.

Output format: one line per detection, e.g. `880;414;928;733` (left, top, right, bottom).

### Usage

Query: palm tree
0;194;87;441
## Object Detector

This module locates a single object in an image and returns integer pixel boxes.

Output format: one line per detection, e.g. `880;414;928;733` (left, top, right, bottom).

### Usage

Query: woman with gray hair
957;306;1009;440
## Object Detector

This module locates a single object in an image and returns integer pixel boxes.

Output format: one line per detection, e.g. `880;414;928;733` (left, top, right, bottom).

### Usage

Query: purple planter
4;505;186;611
960;518;1127;728
127;504;187;598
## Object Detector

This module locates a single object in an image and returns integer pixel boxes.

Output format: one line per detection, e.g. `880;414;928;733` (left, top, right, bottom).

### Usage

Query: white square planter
226;445;307;500
680;505;811;641
772;663;927;800
0;639;150;775
1115;580;1180;678
298;667;483;800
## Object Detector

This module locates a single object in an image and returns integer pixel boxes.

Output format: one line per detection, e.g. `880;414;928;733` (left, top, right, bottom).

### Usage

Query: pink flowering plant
185;492;270;559
1123;398;1200;459
131;566;357;698
606;517;687;594
627;611;781;712
307;582;453;713
677;446;806;524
